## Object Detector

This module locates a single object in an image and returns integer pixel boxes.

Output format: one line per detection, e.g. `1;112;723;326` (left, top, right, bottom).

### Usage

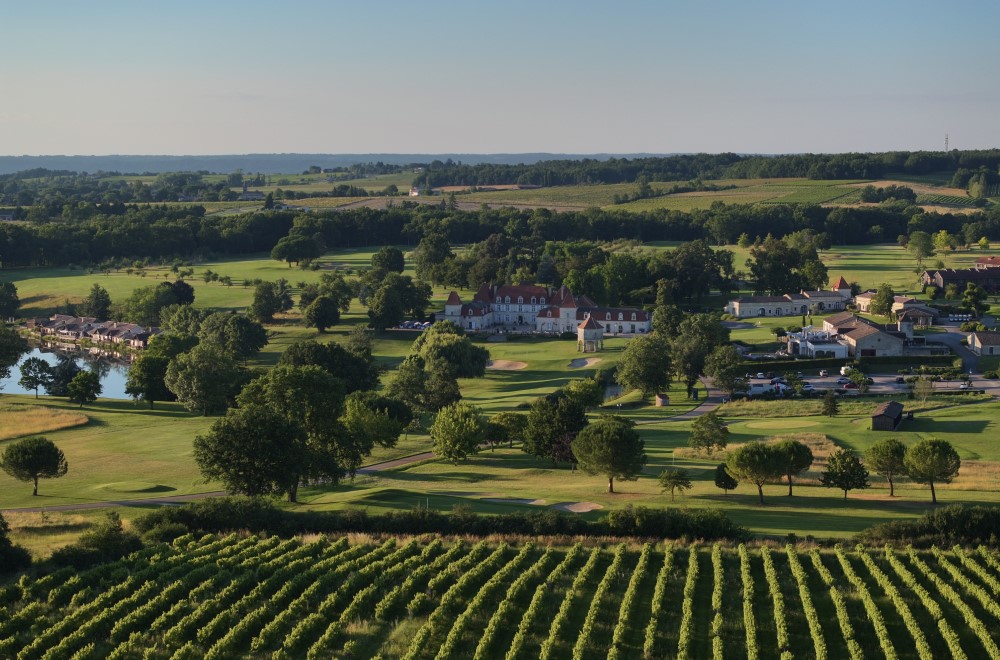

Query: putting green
743;420;820;430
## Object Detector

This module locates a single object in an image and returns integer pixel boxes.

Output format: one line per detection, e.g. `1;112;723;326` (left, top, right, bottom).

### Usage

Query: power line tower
945;134;949;151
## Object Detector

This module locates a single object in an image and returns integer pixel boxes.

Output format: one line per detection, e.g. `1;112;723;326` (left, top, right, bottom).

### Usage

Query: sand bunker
568;357;602;368
487;360;528;370
484;498;547;506
551;501;604;513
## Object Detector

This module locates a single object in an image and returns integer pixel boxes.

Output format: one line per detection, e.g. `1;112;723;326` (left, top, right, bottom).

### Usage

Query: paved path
636;378;724;424
1;452;439;514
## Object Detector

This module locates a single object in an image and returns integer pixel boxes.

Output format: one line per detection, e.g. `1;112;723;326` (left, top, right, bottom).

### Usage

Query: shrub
50;512;142;568
858;505;1000;547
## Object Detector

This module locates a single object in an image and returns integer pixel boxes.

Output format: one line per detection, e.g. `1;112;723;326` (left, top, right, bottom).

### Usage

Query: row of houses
723;277;852;318
921;256;1000;292
26;315;162;349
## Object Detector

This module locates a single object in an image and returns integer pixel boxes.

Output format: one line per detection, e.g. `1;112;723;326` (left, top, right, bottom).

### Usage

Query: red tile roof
446;291;462;305
833;276;850;290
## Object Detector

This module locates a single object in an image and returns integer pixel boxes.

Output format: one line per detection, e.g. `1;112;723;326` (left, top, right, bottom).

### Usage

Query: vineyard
3;535;1000;659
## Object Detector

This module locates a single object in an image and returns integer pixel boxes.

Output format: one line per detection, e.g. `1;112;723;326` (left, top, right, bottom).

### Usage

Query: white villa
724;276;852;319
442;283;652;335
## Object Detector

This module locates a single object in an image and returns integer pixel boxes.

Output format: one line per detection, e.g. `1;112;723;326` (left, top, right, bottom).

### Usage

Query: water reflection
0;345;131;400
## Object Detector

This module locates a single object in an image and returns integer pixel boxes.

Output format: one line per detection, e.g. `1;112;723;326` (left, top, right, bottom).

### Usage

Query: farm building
871;401;904;431
968;331;1000;356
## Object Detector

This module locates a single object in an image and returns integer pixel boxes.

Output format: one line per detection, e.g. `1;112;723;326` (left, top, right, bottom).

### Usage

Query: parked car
770;377;786;385
837;377;851;384
818;369;829;377
895;376;905;384
801;383;814;391
960;382;970;390
756;372;766;379
844;382;858;389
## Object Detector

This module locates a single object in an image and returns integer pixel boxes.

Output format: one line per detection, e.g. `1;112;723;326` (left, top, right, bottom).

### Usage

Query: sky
3;0;1000;156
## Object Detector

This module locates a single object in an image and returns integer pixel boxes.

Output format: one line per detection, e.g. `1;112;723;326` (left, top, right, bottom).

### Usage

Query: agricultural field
3;534;1000;659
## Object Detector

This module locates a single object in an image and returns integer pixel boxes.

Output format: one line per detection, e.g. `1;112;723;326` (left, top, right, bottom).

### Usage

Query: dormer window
540;297;545;304
618;313;623;321
531;297;536;304
468;309;473;316
496;296;501;303
517;297;523;304
606;313;611;320
547;311;552;317
631;313;637;321
505;296;510;304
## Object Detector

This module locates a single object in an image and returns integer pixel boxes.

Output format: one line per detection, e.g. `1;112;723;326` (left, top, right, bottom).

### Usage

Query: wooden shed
871;401;904;431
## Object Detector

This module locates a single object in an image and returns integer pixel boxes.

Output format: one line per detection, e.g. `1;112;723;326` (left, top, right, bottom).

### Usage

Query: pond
0;346;132;400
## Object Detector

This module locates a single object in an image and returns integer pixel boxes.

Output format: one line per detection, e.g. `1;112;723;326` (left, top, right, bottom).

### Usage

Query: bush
984;370;998;379
858;505;1000;547
0;513;31;574
140;521;189;544
133;497;750;542
50;512;142;568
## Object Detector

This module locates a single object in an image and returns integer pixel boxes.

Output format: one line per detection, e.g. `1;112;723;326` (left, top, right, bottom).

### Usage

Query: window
468;309;473;316
517;296;523;304
631;313;636;321
540;297;545;304
606;313;611;320
496;296;501;303
618;313;623;321
547;311;552;317
531;297;536;304
505;296;510;304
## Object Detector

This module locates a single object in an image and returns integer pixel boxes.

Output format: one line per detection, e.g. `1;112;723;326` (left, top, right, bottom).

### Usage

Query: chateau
442;283;652;335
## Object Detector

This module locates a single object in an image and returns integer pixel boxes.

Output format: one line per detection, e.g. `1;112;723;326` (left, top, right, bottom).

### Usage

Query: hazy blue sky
4;0;999;155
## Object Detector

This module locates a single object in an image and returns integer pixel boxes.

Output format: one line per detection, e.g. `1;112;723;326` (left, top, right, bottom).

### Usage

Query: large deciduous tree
905;438;961;504
571;416;646;493
820;448;870;500
67;370;102;407
523;391;588;466
430;402;488;464
869;283;896;317
371;246;405;273
0;324;28;383
304;295;340;333
165;343;244;415
865;437;907;497
1;436;68;496
0;282;20;319
279;340;380;394
193;405;303;498
688;411;729;454
198;312;268;362
248;281;293;323
615;333;671;397
125;354;174;409
80;283;112;321
271;234;322;267
18;357;52;399
704;345;746;396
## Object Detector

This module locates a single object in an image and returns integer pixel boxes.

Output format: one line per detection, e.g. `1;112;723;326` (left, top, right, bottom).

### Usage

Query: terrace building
27;315;162;350
723;276;851;319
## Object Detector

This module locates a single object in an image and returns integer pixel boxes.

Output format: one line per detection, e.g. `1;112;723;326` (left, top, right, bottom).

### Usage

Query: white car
756;372;765;379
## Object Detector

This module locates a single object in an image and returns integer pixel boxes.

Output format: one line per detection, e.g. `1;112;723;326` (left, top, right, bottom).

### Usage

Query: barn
871;401;904;431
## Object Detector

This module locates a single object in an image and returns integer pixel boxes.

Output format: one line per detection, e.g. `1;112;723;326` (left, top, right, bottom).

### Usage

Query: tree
776;439;813;496
564;378;604;410
279;340;380;394
248;281;292;323
820;448;870;500
962;282;989;317
869;283;896;317
523;391;588;465
1;436;68;496
714;463;738;495
430;402;488;464
160;304;205;335
932;229;956;253
165;343;243;415
340;396;404;460
198;312;268;362
0;324;28;383
571;416;646;493
0;282;19;319
688;411;729;454
414;323;490;378
491;411;525;448
616;333;671;397
423;359;462;411
905;438;961;504
704;345;746;396
822;390;838;416
271;234;322;267
80;283;112;320
913;377;933;403
44;355;82;396
19;357;52;399
193;405;303;498
367;283;405;330
67;370;102;407
658;468;692;502
385;354;429;411
907;231;934;267
727;441;784;504
848;369;870;394
978;237;990;251
118;283;182;326
124;354;174;409
371;246;405;273
865;437;907;497
304;295;340;332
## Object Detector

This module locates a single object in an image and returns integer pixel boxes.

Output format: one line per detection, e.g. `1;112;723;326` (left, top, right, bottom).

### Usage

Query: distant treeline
2;200;999;269
413;149;1000;187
